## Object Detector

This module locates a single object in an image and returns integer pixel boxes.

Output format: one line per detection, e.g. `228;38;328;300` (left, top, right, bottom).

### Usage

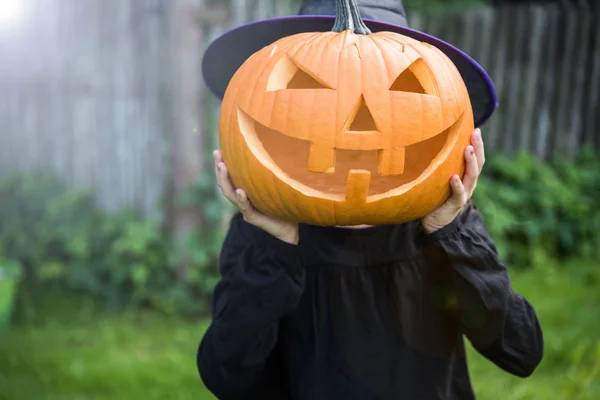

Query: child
198;1;543;399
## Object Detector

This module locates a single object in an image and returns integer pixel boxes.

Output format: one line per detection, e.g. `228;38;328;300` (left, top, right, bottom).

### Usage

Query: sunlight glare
0;0;28;30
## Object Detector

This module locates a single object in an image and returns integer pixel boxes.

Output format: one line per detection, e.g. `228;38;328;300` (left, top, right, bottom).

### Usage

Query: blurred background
0;0;598;399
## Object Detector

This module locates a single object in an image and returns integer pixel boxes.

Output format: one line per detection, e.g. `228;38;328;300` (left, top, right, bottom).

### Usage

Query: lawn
1;260;598;400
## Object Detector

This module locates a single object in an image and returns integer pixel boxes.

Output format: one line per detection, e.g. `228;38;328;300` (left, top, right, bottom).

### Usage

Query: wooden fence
0;0;598;219
0;0;170;219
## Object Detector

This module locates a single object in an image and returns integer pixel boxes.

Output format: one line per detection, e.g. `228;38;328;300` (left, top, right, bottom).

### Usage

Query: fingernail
469;147;475;155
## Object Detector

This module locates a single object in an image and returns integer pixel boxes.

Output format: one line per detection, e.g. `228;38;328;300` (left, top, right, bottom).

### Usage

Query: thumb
236;189;276;229
236;189;259;222
236;190;297;243
448;175;467;209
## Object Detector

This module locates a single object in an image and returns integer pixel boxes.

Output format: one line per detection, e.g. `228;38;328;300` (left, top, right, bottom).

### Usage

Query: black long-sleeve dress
197;202;544;400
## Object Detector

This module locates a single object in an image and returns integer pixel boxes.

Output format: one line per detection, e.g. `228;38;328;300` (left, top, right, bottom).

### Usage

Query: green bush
473;146;600;267
0;174;225;318
0;258;22;330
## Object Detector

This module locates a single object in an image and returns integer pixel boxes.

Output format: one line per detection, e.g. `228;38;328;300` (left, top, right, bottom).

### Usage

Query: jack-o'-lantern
218;0;475;226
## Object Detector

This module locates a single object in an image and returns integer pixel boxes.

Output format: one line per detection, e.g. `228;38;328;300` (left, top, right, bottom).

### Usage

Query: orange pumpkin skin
219;30;474;226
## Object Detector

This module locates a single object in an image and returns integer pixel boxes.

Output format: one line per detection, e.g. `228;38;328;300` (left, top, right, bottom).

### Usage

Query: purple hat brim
202;15;498;128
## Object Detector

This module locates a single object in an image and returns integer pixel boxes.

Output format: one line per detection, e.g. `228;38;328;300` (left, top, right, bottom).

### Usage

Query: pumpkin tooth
308;144;335;173
346;169;370;204
378;147;406;176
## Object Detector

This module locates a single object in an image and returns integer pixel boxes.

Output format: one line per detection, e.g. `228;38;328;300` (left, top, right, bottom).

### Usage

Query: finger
213;150;221;179
236;189;272;227
236;189;289;231
462;145;479;194
235;189;254;216
216;162;239;205
213;149;222;163
448;174;468;208
471;129;485;172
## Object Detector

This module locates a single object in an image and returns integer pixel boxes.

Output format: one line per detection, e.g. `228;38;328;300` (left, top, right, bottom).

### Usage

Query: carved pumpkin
218;0;474;226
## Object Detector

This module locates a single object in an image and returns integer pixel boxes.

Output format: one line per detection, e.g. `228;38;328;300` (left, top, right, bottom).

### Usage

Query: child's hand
214;150;299;245
421;128;485;234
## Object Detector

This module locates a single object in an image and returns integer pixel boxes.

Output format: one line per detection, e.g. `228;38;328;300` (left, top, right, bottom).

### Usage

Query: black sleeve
197;213;305;399
421;202;544;378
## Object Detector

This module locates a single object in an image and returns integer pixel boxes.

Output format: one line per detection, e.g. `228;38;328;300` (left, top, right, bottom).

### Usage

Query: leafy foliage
0;258;22;330
473;146;600;267
0;173;227;319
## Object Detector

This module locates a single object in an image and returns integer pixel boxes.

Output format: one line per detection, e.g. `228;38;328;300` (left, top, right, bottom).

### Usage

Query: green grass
1;260;599;400
0;290;214;400
467;260;600;399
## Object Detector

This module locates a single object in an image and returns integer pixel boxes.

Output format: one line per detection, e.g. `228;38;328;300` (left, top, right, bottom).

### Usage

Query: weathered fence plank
502;5;527;156
583;3;600;149
519;5;544;153
553;3;580;158
568;2;593;157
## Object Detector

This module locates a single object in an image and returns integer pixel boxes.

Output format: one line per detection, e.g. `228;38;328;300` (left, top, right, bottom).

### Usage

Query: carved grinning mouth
238;105;462;204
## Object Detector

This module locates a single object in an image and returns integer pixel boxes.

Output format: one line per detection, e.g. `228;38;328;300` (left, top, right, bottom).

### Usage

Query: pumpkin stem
332;0;372;35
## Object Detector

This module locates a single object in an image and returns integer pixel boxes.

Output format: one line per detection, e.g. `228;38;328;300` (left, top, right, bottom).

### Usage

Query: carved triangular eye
287;68;329;89
390;68;426;93
267;54;331;92
389;58;437;95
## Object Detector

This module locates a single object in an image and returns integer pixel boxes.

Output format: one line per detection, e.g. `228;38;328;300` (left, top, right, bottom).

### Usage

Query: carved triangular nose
346;96;378;132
